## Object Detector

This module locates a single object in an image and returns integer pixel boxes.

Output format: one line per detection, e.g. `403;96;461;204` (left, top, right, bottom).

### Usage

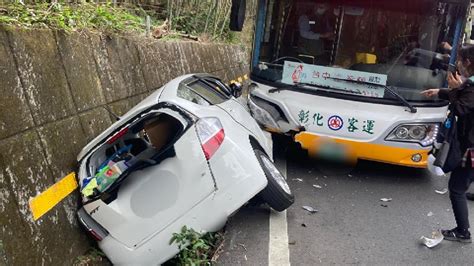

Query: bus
230;0;473;168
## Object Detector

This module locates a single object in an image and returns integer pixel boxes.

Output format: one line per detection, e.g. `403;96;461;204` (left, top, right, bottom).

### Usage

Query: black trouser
449;166;474;230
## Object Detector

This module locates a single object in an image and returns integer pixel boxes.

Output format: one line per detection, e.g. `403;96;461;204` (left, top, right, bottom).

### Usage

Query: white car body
76;74;292;265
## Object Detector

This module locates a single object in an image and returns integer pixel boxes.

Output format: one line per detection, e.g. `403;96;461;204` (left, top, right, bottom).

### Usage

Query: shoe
441;228;472;243
467;192;474;201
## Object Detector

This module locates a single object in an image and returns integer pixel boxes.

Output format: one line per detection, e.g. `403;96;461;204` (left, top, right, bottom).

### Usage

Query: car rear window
181;79;229;105
177;83;210;106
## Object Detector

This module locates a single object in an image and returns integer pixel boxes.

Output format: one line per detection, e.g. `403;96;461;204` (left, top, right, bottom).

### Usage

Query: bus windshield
251;0;465;104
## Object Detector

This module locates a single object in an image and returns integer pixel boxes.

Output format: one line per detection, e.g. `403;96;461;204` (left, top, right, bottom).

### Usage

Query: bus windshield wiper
328;77;417;113
269;81;363;96
269;79;417;113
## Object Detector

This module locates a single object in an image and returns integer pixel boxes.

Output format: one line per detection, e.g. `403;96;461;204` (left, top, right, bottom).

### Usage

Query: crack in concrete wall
0;26;250;264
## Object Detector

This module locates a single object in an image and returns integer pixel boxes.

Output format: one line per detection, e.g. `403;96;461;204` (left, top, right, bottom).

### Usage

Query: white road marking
269;156;290;266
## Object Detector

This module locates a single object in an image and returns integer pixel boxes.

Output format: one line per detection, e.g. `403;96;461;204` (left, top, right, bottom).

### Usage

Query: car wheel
255;149;294;211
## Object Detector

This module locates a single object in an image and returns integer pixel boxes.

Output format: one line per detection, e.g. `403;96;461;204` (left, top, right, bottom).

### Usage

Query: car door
82;105;216;248
170;77;269;212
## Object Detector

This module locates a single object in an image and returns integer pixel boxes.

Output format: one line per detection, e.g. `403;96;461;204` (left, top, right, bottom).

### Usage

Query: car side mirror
229;82;243;98
229;0;246;31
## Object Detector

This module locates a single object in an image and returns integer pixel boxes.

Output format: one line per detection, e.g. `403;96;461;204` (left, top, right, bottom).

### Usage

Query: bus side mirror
230;82;243;98
229;0;246;31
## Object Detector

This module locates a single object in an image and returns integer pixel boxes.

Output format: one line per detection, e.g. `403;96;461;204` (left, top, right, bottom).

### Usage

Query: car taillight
106;127;129;144
78;214;104;241
89;228;104;241
77;208;109;242
196;117;225;160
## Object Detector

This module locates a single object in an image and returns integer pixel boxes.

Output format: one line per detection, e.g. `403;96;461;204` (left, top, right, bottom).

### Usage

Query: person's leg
450;167;472;229
442;167;473;242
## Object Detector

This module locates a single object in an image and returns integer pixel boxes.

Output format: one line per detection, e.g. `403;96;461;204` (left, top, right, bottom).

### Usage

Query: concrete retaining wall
0;26;249;265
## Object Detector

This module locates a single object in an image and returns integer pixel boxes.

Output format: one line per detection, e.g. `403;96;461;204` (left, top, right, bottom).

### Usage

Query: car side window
177;83;210;106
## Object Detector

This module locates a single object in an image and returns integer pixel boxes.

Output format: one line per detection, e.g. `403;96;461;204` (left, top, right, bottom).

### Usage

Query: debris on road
435;188;448;195
420;231;443;248
301;223;307;227
292;178;303;182
211;235;226;263
237;243;247;251
427;211;434;217
380;198;392;202
380;204;388;207
302;206;318;214
289;240;296;245
313;184;322;189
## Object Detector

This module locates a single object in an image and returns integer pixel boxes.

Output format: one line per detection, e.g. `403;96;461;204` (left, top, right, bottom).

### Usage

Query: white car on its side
75;74;294;265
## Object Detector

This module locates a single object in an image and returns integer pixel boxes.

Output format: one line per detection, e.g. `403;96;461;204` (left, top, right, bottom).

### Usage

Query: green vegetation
168;226;224;265
165;0;234;43
0;1;256;45
0;2;160;33
163;0;257;45
74;247;108;266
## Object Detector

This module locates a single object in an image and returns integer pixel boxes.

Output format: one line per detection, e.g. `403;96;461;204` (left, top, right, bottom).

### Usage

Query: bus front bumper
295;132;429;168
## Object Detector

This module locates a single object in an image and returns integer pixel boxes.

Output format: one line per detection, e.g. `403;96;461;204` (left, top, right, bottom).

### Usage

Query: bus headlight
394;126;409;139
386;124;439;147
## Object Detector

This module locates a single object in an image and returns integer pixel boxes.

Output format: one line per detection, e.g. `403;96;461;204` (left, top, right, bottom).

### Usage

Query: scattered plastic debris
313;184;322;189
420;231;444;248
427;211;434;217
435;188;448;195
302;206;318;214
427;155;446;176
380;198;392;202
292;178;303;182
380;204;388;207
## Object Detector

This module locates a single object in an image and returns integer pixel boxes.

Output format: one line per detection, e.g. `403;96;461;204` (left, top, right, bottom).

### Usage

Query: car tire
254;149;294;212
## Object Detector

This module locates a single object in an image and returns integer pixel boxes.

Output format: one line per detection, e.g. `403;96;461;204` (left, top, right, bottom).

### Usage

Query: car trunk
81;111;184;197
78;106;216;248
